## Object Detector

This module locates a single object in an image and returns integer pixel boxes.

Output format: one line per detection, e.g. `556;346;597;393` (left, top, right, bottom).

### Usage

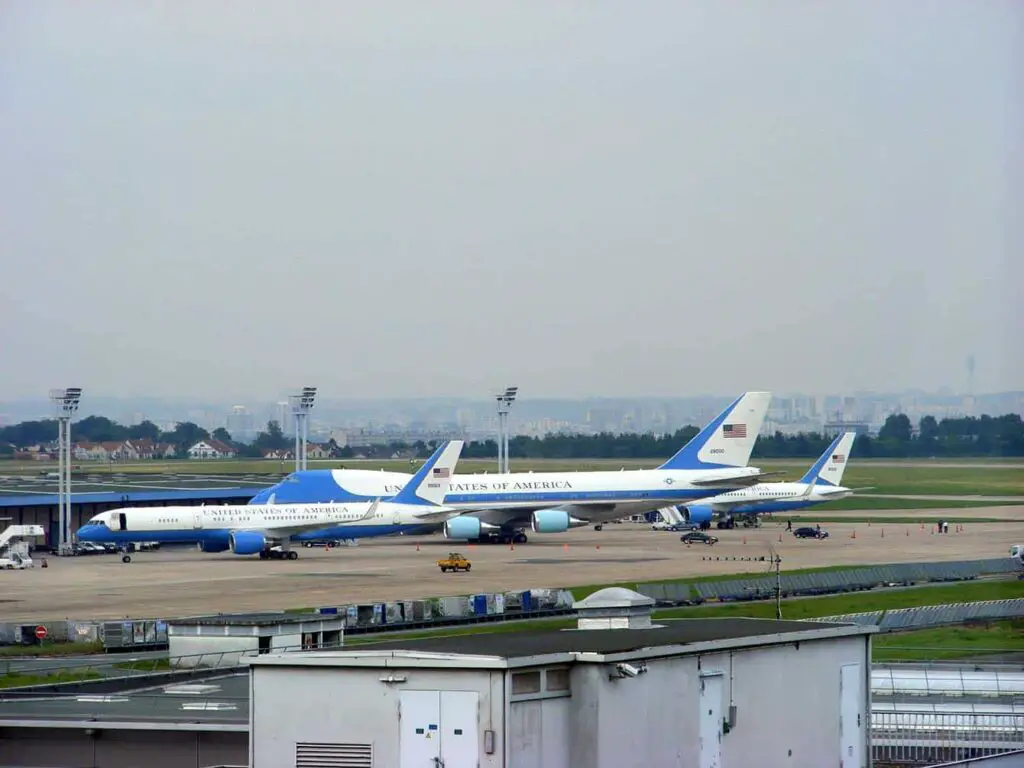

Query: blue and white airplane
248;392;773;544
660;431;860;529
76;441;464;562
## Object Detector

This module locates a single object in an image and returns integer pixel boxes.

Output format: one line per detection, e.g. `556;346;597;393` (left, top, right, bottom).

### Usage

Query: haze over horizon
2;1;1020;401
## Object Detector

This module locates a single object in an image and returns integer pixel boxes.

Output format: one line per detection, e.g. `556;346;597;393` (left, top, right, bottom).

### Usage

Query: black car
680;531;719;545
793;526;829;539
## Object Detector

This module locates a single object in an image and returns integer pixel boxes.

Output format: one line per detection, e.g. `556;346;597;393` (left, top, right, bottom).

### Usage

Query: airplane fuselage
704;482;853;516
75;502;444;548
253;466;763;520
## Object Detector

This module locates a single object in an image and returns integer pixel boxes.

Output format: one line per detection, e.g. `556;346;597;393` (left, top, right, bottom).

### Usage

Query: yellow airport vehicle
437;552;472;573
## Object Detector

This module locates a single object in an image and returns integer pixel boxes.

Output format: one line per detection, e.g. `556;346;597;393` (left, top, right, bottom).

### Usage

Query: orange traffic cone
562;543;569;551
596;543;601;550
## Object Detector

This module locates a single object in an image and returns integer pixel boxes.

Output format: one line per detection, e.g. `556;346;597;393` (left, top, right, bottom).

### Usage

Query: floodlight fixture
290;387;318;472
495;385;519;473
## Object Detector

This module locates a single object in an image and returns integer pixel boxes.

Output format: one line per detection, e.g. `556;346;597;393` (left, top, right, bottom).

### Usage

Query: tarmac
2;506;1021;622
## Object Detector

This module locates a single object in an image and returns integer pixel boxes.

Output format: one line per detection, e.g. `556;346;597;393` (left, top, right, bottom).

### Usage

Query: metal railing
873;663;1024;699
871;706;1024;765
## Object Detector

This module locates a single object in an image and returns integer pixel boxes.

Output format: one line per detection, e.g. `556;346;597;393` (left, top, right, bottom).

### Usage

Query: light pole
289;387;317;472
495;386;518;474
49;387;82;555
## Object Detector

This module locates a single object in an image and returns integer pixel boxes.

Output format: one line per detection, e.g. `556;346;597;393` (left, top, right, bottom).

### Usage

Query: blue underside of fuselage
75;523;431;547
728;499;824;515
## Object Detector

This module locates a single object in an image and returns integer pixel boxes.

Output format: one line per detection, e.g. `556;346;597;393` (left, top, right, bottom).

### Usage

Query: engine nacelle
444;516;483;540
229;530;268;555
530;509;589;534
197;537;230;553
680;505;715;526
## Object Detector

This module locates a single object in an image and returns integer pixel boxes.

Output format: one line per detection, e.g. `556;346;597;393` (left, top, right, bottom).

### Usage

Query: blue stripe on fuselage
727;499;824;514
75;524;426;546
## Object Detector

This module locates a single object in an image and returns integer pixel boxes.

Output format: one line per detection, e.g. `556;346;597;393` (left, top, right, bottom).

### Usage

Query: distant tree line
1;412;1021;461
0;416;225;458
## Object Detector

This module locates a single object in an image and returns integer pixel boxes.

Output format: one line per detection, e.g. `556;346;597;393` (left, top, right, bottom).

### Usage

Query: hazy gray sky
2;1;1020;400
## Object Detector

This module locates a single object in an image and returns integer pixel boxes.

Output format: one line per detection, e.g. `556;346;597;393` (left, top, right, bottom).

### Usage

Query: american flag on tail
722;423;747;439
832;454;845;464
432;467;450;478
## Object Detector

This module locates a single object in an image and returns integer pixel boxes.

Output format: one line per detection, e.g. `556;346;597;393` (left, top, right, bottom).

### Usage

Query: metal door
699;672;723;768
400;690;441;767
840;663;863;768
192;510;203;529
440;691;479;768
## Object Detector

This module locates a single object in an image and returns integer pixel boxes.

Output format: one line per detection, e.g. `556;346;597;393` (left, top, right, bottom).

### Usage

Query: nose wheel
122;554;132;563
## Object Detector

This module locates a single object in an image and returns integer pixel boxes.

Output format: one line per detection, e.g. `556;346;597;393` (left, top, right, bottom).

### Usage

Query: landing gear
122;554;131;563
471;529;528;545
594;524;604;532
260;548;300;560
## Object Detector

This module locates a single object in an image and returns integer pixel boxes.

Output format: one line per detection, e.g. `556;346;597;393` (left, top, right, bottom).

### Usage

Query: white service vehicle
0;552;34;569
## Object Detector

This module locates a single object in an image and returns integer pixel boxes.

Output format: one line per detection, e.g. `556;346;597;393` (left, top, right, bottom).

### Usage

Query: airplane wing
252;499;382;539
690;471;785;489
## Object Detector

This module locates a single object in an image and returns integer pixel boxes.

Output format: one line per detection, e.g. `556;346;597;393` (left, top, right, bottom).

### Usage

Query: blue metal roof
0;487;266;508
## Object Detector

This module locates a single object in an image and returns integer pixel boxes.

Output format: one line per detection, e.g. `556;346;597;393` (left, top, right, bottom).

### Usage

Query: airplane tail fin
657;392;772;470
799;431;857;487
387;440;464;507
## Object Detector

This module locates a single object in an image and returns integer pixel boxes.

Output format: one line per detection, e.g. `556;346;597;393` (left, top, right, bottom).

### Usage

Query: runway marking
514;557;668;564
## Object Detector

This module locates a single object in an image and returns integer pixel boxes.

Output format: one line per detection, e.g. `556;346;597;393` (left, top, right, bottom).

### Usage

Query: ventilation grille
295;742;373;768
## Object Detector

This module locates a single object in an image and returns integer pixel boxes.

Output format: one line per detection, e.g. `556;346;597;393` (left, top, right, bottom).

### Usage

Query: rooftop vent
572;587;656;630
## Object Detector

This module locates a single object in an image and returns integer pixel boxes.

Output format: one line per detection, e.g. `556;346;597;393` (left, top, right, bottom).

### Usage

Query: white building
246;589;875;768
169;613;344;668
186;439;237;459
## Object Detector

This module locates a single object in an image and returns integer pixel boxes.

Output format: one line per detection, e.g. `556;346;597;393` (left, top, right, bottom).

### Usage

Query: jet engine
444;516;483;540
530;509;589;534
680;505;715;526
197;538;230;553
229;530;267;555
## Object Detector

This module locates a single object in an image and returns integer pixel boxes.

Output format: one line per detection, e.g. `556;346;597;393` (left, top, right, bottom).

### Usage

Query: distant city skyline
1;388;1020;444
